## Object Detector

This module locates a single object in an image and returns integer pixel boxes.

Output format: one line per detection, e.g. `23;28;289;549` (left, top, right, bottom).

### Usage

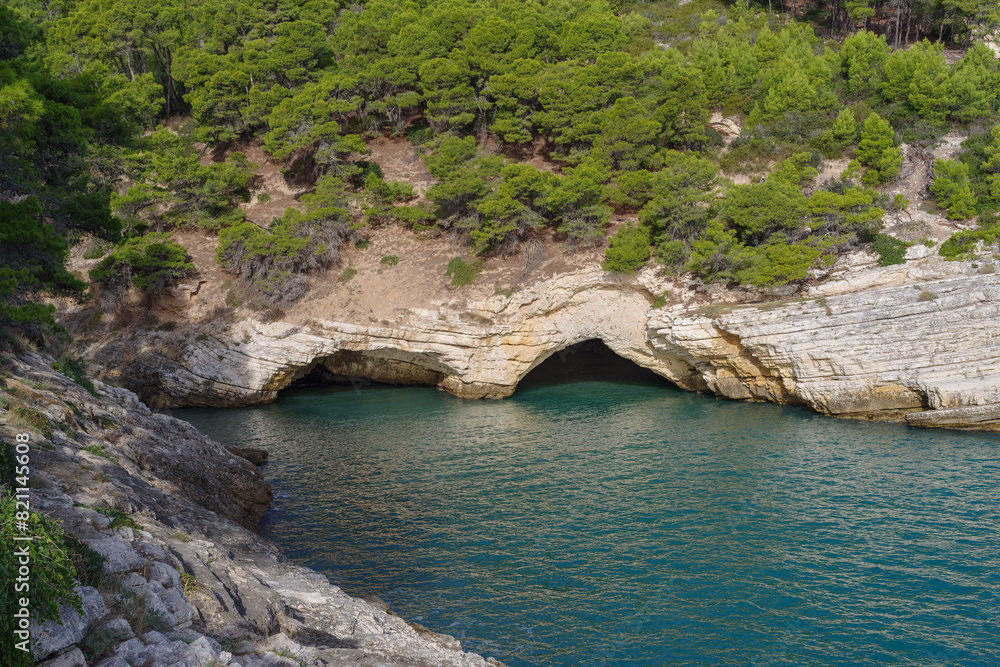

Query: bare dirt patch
482;136;564;174
365;137;435;195
285;222;615;327
200;140;311;225
886;132;968;243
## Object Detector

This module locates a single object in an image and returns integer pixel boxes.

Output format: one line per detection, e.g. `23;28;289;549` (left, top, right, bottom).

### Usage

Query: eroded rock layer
80;264;1000;431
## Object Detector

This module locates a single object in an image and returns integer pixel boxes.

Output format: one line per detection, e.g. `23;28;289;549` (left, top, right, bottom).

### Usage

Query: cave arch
515;339;675;393
286;348;450;390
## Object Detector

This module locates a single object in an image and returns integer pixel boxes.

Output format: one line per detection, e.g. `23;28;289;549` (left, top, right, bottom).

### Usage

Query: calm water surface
177;346;1000;666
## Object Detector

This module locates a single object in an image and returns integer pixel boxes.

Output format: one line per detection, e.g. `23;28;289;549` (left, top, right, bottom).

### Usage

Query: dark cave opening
516;339;673;391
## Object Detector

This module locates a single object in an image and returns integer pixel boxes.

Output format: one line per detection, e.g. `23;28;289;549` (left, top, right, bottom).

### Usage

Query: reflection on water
177;346;1000;666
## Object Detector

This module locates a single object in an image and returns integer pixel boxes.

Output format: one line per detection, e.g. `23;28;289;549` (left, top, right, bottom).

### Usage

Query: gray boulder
31;586;106;660
37;647;86;667
86;536;146;573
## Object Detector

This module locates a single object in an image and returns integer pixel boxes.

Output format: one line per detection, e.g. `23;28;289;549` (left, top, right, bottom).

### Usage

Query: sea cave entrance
285;349;446;391
516;339;673;392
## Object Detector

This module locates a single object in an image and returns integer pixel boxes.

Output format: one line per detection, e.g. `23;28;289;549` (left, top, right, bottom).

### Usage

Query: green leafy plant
90;233;195;293
82;445;119;464
79;621;132;663
380;255;400;266
89;506;141;530
8;403;53;438
338;267;358;282
82;243;108;260
445;257;483;286
873;233;908;266
179;572;203;595
602;224;650;273
53;357;98;396
1;496;82;667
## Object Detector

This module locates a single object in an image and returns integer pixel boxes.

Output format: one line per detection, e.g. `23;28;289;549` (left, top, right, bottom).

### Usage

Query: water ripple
178;379;1000;666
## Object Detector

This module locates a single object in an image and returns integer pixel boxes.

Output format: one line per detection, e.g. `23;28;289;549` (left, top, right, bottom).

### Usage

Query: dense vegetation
2;0;1000;343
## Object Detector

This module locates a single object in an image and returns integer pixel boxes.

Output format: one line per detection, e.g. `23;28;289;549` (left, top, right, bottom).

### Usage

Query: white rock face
85;263;1000;430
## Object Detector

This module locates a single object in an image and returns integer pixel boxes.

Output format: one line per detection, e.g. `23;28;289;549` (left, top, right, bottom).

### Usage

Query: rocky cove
6;352;500;667
75;249;1000;432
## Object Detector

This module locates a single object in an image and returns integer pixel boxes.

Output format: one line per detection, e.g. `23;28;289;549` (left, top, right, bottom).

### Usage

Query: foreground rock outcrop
78;251;1000;431
2;353;499;666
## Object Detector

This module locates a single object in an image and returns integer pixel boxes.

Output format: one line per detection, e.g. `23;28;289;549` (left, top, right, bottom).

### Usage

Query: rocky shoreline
5;353;499;667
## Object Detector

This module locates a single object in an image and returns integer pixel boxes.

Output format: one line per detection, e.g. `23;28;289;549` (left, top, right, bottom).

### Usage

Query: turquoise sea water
177;344;1000;666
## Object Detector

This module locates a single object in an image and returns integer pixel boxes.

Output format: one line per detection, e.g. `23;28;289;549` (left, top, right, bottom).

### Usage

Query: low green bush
602;224;650;273
938;215;1000;260
90;233;195;293
53;357;98;397
873;233;908;266
445;258;482;286
1;495;82;667
86;505;140;530
82;243;107;260
380;255;400;266
82;445;118;464
8;403;53;438
216;177;353;306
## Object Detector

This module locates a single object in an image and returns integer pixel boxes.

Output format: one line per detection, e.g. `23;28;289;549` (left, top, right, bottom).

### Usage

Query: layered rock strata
82;260;1000;431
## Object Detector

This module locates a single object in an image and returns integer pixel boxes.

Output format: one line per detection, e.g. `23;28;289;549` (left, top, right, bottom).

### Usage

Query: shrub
53;357;98;397
602;224;650;273
380;255;400;266
445;257;482;286
1;495;82;667
9;403;52;438
224;291;242;308
179;572;203;595
90;233;195;293
873;233;907;266
109;589;173;635
62;534;106;588
656;240;689;270
88;506;140;530
82;243;107;260
82;445;118;464
938;214;1000;260
216;177;353;306
337;267;357;283
80;621;132;663
930;159;977;220
917;290;937;301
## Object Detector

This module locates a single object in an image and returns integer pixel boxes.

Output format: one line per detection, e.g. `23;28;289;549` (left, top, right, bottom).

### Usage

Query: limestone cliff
74;250;1000;431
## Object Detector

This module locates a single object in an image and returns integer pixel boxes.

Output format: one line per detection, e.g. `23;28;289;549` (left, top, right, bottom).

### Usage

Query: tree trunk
894;2;901;50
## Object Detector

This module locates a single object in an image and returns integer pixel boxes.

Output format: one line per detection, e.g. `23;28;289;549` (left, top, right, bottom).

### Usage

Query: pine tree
857;113;901;185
